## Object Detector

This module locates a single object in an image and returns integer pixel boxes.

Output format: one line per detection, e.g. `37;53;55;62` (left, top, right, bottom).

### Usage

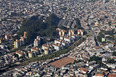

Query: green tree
106;58;115;63
90;56;102;65
112;52;116;56
75;18;83;29
18;14;61;44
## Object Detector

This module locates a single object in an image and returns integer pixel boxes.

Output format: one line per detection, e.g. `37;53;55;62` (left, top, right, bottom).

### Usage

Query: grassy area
8;45;14;50
10;46;25;52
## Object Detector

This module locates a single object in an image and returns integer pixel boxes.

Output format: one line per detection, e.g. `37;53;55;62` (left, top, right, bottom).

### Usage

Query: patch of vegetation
90;56;102;65
97;29;116;43
112;52;116;56
75;18;83;29
10;46;25;52
102;29;115;35
97;32;104;42
18;14;61;44
73;60;83;64
106;58;115;64
8;45;14;50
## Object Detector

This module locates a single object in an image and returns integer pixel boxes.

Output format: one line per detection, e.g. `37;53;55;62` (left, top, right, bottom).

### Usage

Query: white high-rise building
5;34;9;40
14;39;19;48
34;36;41;47
21;37;25;45
103;0;106;3
36;36;41;40
34;39;39;47
114;0;116;5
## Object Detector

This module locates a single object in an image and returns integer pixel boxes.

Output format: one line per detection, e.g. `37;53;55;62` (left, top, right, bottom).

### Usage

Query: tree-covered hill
18;14;61;44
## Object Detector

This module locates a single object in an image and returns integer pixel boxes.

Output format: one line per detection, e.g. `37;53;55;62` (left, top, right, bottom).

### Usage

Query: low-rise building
16;51;23;58
28;51;33;58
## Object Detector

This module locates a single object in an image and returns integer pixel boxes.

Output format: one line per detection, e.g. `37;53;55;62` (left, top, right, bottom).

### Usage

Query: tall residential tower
114;0;116;5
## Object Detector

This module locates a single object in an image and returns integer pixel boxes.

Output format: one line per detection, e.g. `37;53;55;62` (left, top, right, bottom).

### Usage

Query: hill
18;14;61;44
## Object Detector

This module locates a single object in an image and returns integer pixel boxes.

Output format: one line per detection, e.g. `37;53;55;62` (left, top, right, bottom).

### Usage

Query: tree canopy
18;14;61;44
90;56;102;64
112;52;116;56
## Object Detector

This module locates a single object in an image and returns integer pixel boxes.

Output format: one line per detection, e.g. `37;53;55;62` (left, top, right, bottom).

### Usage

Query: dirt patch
50;57;74;68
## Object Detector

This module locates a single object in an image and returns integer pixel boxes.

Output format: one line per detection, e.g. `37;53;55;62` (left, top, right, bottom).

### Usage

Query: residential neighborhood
0;0;116;77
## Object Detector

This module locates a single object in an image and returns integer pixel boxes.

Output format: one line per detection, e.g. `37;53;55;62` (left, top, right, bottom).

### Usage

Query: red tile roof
31;47;38;51
16;51;22;55
78;68;88;73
